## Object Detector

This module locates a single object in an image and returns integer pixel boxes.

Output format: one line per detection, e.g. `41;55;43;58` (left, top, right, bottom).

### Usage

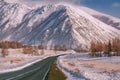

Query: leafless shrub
1;49;9;57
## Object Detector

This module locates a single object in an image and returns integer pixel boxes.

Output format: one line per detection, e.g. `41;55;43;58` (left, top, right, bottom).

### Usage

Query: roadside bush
54;45;68;51
1;49;9;57
23;46;39;55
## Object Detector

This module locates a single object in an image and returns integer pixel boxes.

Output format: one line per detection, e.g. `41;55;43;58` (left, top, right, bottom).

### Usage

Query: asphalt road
0;56;57;80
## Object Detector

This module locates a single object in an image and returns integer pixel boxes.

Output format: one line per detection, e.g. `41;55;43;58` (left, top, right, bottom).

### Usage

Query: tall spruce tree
107;40;112;56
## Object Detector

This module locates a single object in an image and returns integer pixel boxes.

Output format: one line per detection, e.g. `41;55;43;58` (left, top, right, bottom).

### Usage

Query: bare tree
40;49;44;55
89;38;120;57
1;49;9;57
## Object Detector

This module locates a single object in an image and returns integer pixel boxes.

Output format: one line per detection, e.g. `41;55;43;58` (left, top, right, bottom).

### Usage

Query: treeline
0;41;69;50
0;41;23;57
0;41;72;57
54;45;68;51
0;41;45;57
38;45;69;51
90;38;120;57
23;46;40;55
0;41;23;49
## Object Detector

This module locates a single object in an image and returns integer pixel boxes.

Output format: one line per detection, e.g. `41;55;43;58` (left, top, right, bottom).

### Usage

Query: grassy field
45;60;67;80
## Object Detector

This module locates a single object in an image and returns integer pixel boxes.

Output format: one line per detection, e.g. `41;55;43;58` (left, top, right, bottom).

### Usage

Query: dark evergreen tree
107;40;112;56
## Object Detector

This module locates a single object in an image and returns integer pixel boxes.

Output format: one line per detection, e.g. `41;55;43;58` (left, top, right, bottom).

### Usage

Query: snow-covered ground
1;49;120;80
0;49;74;74
0;49;61;73
58;53;120;80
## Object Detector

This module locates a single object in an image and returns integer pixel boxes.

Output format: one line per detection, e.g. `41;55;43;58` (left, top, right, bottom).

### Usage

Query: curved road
0;56;57;80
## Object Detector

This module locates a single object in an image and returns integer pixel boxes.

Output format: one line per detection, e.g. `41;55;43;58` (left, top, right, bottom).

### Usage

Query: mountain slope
0;2;120;50
80;6;120;30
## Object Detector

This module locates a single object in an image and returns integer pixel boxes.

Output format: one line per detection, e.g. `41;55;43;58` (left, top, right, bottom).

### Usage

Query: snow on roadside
0;49;57;74
1;49;120;80
0;49;75;74
58;53;120;80
0;54;53;74
57;57;88;80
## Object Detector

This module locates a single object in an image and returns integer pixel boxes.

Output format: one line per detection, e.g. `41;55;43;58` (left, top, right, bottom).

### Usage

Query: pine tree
107;40;112;56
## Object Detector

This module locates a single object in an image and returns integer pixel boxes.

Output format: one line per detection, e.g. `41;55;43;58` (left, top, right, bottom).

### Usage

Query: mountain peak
0;2;120;50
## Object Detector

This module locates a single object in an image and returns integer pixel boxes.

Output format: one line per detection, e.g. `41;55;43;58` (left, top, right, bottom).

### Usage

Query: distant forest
0;38;120;57
89;38;120;57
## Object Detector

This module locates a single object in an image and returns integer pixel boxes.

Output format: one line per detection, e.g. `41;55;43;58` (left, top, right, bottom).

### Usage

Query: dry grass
68;63;75;67
80;60;120;71
0;57;24;63
74;68;80;73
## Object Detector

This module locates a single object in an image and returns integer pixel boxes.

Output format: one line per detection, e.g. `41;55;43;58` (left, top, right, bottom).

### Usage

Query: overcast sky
5;0;120;18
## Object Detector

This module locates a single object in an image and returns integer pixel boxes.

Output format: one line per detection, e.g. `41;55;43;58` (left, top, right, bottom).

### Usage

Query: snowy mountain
80;6;120;30
0;1;120;50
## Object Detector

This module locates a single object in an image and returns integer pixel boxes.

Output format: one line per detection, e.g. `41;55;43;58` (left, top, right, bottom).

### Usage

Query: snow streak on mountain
0;1;120;50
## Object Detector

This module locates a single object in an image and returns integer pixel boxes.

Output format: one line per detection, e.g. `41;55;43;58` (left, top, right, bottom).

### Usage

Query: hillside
0;2;120;50
80;6;120;30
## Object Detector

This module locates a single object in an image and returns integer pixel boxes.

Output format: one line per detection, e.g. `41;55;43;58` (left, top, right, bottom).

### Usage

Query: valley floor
58;53;120;80
0;49;71;73
0;49;58;73
0;49;120;80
